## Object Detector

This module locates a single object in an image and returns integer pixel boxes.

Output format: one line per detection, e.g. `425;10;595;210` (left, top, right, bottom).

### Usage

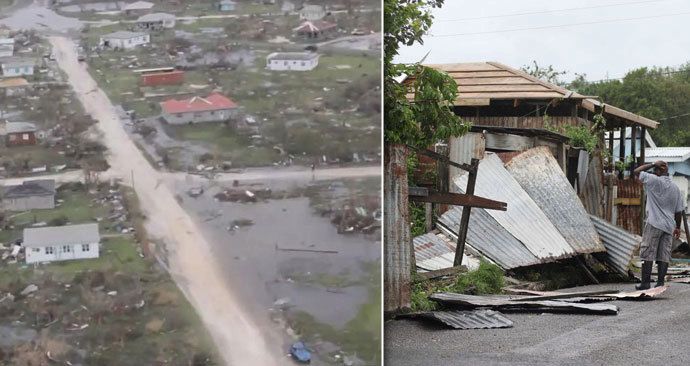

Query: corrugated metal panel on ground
437;206;540;269
505;147;604;254
590;214;642;276
402;310;513;329
453;153;576;261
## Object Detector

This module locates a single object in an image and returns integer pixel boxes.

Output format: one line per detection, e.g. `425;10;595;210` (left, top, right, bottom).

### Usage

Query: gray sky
395;0;690;81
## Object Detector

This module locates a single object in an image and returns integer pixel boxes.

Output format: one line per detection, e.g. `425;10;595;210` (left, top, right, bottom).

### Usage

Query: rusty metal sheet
430;293;619;315
399;309;513;329
579;154;605;218
616;178;643;235
505;147;604;254
590;214;642;276
437;206;540;269
453;153;576;261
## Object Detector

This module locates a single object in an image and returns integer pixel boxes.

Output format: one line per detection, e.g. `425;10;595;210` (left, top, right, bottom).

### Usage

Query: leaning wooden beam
455;158;479;266
406;145;473;172
418;265;467;280
409;191;507;211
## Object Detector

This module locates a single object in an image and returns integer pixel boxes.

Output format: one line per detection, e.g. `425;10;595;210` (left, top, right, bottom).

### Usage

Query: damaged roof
2;179;55;199
160;92;237;114
505;147;604;254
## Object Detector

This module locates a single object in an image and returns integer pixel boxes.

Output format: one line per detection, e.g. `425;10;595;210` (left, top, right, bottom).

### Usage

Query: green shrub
450;260;504;295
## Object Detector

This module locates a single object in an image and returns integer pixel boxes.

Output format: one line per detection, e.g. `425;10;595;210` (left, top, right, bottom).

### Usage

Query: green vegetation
410;261;505;311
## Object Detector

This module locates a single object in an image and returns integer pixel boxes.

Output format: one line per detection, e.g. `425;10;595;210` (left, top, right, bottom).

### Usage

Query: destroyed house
135;12;176;30
266;52;319;71
160;92;238;124
1;179;55;211
294;20;337;39
100;31;150;49
0;77;29;96
24;223;100;264
135;67;184;86
217;0;237;11
2;121;38;146
407;62;662;277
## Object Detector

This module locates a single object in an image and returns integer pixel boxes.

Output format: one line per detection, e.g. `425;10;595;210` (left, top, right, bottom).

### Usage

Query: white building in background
299;4;325;21
24;223;100;264
1;57;35;77
0;38;14;57
266;52;319;71
99;31;150;49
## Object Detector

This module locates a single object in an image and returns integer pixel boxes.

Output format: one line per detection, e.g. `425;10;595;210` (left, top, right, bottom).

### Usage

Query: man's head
652;160;669;176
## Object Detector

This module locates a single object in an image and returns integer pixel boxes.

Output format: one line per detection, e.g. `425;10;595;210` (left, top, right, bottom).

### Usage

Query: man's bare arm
634;162;654;175
674;212;683;239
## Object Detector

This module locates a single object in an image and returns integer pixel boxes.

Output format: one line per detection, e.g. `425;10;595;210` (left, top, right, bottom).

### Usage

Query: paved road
50;35;282;366
172;164;380;184
385;282;690;366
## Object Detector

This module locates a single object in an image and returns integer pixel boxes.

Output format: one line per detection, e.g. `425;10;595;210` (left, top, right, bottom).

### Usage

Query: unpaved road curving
50;36;282;366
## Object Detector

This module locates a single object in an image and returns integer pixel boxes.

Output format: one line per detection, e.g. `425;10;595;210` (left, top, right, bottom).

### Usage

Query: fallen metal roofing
399;310;513;329
505;147;604;254
453;153;576;261
430;293;619;315
437;206;540;269
590;214;642;276
412;232;479;271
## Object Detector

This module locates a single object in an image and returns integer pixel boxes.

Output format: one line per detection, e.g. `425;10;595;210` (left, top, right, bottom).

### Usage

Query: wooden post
607;129;614;172
436;144;449;217
424;202;433;232
683;211;690;245
384;144;412;313
454;158;479;266
618;127;626;166
630;125;637;174
639;128;646;165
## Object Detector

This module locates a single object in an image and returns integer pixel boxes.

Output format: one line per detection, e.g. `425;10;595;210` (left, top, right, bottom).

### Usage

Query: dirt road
171;165;381;184
50;36;282;366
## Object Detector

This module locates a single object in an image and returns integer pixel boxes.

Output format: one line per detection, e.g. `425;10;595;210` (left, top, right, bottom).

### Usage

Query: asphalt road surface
385;282;690;366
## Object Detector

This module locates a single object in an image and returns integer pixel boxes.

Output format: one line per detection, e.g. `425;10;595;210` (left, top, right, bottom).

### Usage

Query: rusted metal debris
398;309;513;329
504;286;668;301
430;293;619;315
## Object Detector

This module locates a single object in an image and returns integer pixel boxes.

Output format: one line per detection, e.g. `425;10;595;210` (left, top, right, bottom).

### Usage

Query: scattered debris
187;186;204;198
20;284;38;296
227;219;254;231
289;341;312;364
398;309;514;329
275;245;338;254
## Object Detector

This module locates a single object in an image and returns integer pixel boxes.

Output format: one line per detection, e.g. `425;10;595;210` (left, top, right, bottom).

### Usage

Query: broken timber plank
430;293;619;315
409;192;507;211
418;265;467;280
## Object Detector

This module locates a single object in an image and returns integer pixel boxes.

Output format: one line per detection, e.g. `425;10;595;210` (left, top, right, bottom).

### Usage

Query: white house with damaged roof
135;12;176;30
1;57;35;77
1;179;55;211
24;223;100;264
0;38;14;57
100;31;150;49
266;52;319;71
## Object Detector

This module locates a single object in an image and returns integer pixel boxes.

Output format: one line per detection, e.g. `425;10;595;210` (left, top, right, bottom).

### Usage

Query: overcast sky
395;0;690;82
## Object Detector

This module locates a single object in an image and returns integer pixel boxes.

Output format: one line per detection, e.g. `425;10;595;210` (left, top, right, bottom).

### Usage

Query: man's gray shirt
640;171;686;234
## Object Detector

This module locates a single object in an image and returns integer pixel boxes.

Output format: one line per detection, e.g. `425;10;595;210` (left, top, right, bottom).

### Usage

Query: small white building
135;12;176;30
1;57;35;77
0;38;14;58
266;52;319;71
123;0;154;16
24;223;100;264
100;31;150;49
160;92;238;124
299;4;325;21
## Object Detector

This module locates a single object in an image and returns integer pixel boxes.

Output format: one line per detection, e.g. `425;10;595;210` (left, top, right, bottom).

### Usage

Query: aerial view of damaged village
0;0;381;365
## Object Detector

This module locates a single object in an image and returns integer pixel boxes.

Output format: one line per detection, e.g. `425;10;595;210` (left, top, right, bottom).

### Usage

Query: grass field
0;184;219;365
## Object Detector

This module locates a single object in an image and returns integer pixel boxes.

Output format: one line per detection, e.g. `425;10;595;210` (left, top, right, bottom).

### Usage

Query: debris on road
227;219;254;231
289;341;312;363
187;186;204;198
397;309;514;329
430;293;619;315
275;244;338;254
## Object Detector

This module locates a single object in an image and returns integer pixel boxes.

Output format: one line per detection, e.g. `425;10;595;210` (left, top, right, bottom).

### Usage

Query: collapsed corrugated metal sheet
437;206;540;269
579;154;605;218
412;232;480;271
505;147;604;254
453;153;576;261
430;293;619;314
400;310;513;329
590;214;642;276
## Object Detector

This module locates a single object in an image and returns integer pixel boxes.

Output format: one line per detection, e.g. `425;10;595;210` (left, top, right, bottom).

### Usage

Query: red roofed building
159;92;238;124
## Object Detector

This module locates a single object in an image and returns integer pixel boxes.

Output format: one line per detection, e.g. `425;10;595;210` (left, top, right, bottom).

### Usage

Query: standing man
634;160;686;290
